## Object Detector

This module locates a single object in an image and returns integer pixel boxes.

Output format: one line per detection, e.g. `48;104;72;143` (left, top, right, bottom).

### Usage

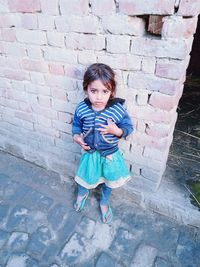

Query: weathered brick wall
0;0;199;190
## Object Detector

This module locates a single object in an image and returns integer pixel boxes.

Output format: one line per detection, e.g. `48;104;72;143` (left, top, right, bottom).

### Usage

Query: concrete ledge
123;167;200;228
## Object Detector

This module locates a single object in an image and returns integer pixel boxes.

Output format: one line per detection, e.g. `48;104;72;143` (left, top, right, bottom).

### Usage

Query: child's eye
91;89;96;93
103;90;109;94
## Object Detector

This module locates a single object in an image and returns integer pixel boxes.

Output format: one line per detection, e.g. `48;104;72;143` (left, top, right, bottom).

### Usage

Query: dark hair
83;63;116;98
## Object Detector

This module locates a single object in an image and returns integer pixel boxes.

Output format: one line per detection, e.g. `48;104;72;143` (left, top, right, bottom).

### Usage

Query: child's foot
74;192;89;212
100;204;113;223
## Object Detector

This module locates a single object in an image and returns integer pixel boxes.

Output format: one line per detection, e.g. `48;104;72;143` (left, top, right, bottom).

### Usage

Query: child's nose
97;93;103;99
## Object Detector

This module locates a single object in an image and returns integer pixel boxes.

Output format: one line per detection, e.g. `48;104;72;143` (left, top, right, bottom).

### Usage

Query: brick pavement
0;151;200;267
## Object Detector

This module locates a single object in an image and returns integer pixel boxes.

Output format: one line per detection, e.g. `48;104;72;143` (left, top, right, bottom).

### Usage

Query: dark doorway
167;15;200;209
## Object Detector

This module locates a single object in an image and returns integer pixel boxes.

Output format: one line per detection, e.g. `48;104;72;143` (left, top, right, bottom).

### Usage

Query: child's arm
72;111;91;150
117;112;134;138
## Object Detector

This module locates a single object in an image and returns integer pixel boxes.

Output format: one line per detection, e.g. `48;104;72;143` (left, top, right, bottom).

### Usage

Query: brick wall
0;0;199;190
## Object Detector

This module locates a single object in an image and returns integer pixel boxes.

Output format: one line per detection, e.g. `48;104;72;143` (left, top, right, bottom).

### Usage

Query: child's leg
77;183;89;196
74;183;89;212
100;183;112;206
100;183;113;223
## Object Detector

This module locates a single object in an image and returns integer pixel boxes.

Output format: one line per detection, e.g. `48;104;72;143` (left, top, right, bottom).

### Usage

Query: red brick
102;15;145;36
131;131;173;152
64;65;84;80
49;63;65;76
22;59;48;73
8;0;41;13
130;104;177;124
155;59;186;80
149;87;183;111
60;0;89;15
91;0;116;15
145;120;177;138
51;88;67;101
119;0;175;15
1;29;16;42
148;15;163;35
128;72;180;96
21;14;38;30
177;0;200;16
162;16;198;39
131;37;193;60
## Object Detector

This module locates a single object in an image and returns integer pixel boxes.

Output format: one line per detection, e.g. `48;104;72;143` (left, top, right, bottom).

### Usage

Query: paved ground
0;151;200;267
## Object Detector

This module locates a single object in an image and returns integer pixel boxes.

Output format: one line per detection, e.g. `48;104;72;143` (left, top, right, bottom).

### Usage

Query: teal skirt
75;150;131;189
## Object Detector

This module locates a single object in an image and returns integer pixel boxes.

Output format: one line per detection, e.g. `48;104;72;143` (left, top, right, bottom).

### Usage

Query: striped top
72;98;133;156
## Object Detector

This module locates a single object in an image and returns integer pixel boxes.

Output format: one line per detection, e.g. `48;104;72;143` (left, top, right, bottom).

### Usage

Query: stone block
119;0;175;15
6;232;29;253
27;226;52;257
102;15;145;36
6;205;30;232
0;229;9;249
8;0;41;13
47;203;68;230
131;243;157;267
22;189;53;211
154;257;172;267
5;253;31;267
110;228;140;266
96;253;117;267
76;216;96;239
0;204;10;224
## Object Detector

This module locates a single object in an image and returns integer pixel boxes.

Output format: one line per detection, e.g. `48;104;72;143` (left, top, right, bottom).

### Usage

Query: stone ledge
122;169;200;228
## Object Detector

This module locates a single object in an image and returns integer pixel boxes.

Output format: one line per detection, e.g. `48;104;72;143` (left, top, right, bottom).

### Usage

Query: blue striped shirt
72;98;133;156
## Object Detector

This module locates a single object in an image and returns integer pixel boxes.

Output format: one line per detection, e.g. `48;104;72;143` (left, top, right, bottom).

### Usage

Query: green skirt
75;150;131;189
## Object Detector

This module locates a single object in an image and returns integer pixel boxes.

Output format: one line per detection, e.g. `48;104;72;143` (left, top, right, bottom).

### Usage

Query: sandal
100;204;113;224
74;192;89;212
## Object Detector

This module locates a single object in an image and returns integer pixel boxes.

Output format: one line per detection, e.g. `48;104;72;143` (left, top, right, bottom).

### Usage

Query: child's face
87;79;112;111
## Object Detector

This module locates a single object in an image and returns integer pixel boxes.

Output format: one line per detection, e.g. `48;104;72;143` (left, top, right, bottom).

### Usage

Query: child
72;63;133;223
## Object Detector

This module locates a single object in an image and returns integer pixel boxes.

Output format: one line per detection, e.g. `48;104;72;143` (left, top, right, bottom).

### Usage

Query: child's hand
73;134;91;150
97;119;123;137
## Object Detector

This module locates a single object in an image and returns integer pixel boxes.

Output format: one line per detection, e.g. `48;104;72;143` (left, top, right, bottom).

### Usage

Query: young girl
72;63;133;223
